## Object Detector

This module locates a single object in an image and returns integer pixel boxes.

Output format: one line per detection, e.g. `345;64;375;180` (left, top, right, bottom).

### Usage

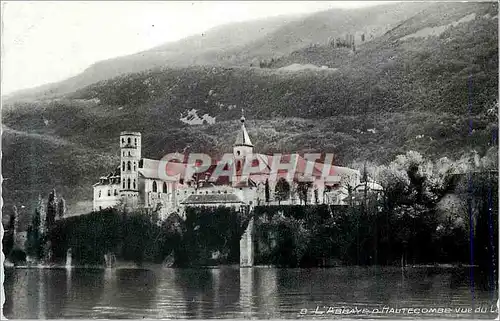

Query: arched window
122;161;125;171
123;181;125;188
114;189;118;196
163;182;167;193
152;181;157;192
127;161;131;171
128;151;131;156
133;179;136;189
122;138;125;144
127;137;131;144
133;162;136;171
107;189;111;196
135;138;137;146
127;178;131;190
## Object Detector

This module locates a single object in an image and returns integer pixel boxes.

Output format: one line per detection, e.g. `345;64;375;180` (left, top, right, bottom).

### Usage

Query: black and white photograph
1;1;498;319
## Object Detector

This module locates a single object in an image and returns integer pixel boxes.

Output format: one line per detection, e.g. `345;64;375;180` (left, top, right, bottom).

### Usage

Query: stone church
93;115;363;219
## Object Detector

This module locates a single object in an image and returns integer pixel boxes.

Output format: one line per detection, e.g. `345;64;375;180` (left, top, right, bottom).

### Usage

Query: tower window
127;161;131;171
133;179;136;189
133;163;136;171
135;138;137;146
128;151;131;156
98;190;101;198
127;178;131;190
152;181;157;192
237;151;241;156
122;161;125;171
128;137;131;144
107;189;111;196
114;189;118;196
163;182;167;193
122;138;124;144
123;181;125;188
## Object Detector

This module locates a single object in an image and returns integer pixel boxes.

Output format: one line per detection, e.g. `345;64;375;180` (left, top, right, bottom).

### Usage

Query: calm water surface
3;266;498;319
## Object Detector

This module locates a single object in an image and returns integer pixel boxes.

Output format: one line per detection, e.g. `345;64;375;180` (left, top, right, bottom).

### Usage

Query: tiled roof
132;153;360;187
180;193;243;204
94;165;121;186
138;158;186;181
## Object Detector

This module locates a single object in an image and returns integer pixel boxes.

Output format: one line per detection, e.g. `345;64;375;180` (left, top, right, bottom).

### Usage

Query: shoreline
4;263;480;270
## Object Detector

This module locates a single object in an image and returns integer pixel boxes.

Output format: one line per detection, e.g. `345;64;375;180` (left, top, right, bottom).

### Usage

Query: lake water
3;266;498;319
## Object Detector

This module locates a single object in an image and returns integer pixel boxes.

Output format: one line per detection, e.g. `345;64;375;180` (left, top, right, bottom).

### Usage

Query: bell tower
120;131;141;208
233;110;253;184
233;109;253;157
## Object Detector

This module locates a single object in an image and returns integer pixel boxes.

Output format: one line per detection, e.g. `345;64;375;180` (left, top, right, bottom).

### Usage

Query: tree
8;205;18;231
47;189;57;228
297;182;312;205
275;178;291;205
26;198;44;260
57;197;66;218
265;179;270;203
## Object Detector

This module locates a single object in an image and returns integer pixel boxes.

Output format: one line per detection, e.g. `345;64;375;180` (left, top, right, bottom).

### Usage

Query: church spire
234;108;253;147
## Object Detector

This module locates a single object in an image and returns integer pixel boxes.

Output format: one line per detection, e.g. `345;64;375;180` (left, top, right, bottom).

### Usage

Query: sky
1;1;388;95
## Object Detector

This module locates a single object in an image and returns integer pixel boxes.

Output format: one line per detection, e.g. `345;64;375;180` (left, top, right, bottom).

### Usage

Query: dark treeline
7;206;250;267
6;179;497;270
253;204;470;267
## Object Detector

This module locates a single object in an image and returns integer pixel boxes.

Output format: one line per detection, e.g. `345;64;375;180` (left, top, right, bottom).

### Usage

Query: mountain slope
4;3;435;103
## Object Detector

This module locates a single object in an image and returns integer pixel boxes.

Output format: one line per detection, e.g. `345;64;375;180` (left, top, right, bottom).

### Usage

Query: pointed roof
234;110;253;147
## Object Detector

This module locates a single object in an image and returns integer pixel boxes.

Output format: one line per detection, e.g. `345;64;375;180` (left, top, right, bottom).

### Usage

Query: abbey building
93;115;365;219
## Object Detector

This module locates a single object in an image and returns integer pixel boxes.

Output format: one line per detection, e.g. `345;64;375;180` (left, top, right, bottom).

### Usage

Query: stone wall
240;217;254;267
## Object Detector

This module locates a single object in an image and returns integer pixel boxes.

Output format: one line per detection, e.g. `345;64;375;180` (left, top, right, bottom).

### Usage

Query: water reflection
3;267;498;319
